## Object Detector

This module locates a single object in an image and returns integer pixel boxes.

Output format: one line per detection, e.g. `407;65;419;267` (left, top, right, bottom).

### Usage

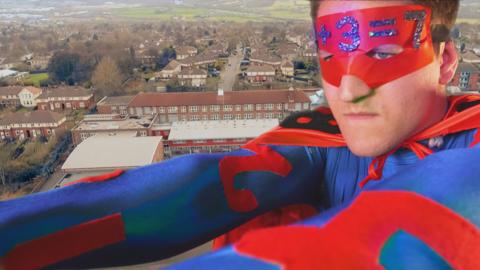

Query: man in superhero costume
1;0;479;269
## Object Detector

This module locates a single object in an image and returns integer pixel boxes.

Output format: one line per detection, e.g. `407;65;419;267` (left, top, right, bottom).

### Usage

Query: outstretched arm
0;143;324;269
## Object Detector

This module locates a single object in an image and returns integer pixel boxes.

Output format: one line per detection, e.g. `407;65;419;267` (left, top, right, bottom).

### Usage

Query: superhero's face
317;1;449;157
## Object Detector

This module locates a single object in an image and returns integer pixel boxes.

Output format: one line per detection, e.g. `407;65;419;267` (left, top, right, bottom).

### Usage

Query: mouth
343;112;379;120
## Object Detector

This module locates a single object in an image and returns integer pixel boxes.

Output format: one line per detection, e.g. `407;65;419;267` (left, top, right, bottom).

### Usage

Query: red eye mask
315;5;434;88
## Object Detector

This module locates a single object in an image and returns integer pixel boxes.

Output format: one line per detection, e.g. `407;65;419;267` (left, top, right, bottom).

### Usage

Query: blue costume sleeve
0;144;325;269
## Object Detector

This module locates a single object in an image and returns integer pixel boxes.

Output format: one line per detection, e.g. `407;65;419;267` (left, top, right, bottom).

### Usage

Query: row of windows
132;103;310;115
176;112;284;121
172;138;248;145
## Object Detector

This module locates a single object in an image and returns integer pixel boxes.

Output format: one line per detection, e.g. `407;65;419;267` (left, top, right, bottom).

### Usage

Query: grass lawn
23;73;49;87
114;3;310;22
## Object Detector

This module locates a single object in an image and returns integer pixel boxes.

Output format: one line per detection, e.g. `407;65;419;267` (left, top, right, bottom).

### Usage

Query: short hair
309;0;460;43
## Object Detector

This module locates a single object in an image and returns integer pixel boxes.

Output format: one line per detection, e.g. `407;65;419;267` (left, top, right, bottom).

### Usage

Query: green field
23;73;49;87
114;1;310;22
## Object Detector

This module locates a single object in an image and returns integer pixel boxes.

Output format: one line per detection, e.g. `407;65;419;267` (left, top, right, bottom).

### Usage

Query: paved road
218;45;244;91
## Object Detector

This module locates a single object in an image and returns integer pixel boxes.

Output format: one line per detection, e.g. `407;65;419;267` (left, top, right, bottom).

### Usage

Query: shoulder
280;108;341;135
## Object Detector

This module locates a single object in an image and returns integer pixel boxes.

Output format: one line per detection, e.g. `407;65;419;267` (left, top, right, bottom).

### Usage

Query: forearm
0;145;322;269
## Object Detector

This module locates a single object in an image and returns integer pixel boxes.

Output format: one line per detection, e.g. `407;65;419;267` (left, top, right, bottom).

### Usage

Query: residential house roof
175;45;197;56
0;110;65;126
246;65;276;73
97;95;135;106
128;89;310;107
250;51;282;65
37;86;92;99
161;60;182;72
20;86;42;96
179;68;208;76
0;86;23;96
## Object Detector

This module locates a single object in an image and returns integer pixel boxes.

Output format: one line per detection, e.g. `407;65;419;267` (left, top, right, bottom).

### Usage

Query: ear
438;41;458;85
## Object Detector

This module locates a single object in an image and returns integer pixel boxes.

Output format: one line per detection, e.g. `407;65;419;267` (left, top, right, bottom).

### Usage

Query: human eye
318;50;334;62
368;51;397;60
366;44;403;60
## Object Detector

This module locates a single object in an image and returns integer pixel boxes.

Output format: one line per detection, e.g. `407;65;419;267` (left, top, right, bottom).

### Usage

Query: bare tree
91;56;123;97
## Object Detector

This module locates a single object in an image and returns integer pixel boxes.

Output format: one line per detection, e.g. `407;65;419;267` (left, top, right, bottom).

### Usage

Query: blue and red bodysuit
1;95;480;269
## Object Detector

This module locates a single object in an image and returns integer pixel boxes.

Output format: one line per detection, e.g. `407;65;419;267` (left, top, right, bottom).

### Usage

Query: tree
91;57;123;97
48;51;80;84
156;47;177;70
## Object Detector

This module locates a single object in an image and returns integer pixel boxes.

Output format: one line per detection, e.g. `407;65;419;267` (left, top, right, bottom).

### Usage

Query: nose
338;75;373;102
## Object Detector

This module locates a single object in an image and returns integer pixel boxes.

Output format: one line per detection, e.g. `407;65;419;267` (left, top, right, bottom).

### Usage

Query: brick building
126;89;311;123
0;110;66;140
178;68;208;87
36;86;94;112
450;62;479;91
71;114;159;145
96;96;135;116
245;65;276;83
0;86;22;107
166;119;278;157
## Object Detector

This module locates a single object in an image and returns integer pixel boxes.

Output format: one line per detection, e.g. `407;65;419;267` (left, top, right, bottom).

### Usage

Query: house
96;95;135;116
0;86;22;107
450;62;479;92
19;86;42;108
277;43;299;60
155;60;182;80
179;51;217;68
245;65;276;83
0;110;66;140
175;45;198;60
250;51;282;68
27;54;53;71
136;48;159;67
36;86;94;112
59;136;163;186
281;60;295;77
178;68;208;87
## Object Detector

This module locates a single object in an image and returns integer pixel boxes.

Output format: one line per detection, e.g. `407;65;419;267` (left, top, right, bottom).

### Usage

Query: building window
189;106;199;112
202;115;208;120
210;105;220;112
295;103;302;111
235;114;242;120
144;107;152;114
224;114;234;120
276;103;283;110
245;113;254;119
168;106;178;113
303;103;309;110
211;114;220;120
213;139;226;143
191;115;200;121
223;105;233;112
80;102;85;108
201;106;208;112
235;105;242;111
55;103;61;108
256;104;263;110
194;140;206;144
256;113;263;118
266;113;275;119
265;104;274;110
140;130;147;136
159;107;165;113
244;104;253;111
